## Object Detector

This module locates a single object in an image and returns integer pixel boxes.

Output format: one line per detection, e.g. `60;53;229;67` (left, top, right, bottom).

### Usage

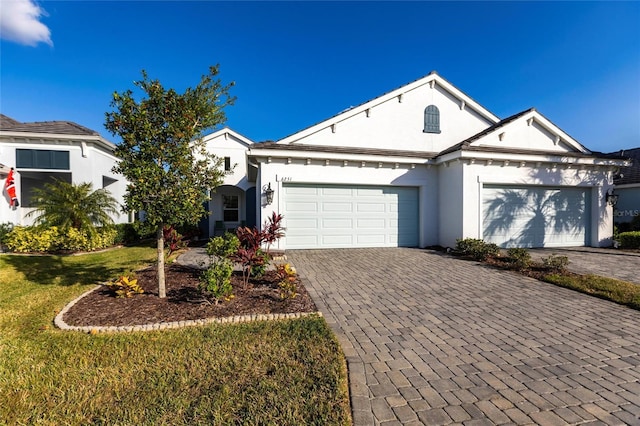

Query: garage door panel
322;187;353;196
357;203;386;212
322;235;354;245
285;201;319;212
483;185;587;248
286;218;319;229
283;184;419;249
322;218;353;229
322;202;352;212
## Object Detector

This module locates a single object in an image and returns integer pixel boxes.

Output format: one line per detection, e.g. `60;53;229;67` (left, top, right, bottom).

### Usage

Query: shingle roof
251;142;438;159
604;147;640;185
0;114;100;136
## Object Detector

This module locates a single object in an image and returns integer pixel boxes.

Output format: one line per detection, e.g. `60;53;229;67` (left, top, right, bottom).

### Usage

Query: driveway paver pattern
286;248;640;425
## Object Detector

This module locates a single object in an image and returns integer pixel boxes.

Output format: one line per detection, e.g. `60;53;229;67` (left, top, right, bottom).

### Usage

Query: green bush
455;238;500;261
541;254;570;272
618;231;640;249
206;232;240;259
5;226;117;253
0;222;14;245
199;261;234;304
250;249;270;278
506;247;532;270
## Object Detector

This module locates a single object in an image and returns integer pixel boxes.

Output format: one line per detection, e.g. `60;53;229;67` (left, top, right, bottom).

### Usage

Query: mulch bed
63;265;317;327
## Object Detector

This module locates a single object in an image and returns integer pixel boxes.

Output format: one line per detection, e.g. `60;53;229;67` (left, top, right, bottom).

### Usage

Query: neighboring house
0;114;129;226
606;147;640;228
204;72;628;250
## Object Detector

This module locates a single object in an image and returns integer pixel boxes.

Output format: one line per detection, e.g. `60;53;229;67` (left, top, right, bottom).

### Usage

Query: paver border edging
54;284;323;333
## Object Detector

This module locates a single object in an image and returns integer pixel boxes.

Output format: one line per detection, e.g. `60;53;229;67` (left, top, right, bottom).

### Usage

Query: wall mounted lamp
263;182;274;205
606;189;618;207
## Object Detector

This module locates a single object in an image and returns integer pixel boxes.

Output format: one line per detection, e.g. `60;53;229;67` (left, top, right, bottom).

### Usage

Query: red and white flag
4;168;19;207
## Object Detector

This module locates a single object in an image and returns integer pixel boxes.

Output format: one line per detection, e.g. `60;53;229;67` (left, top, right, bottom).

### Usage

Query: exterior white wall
472;119;574;154
202;131;254;191
437;161;464;248
290;84;494;153
0;139;127;226
257;159;439;250
461;161;614;247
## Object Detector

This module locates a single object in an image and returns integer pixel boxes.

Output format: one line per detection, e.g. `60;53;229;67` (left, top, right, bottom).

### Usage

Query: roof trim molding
277;72;500;145
0;130;116;151
201;127;254;147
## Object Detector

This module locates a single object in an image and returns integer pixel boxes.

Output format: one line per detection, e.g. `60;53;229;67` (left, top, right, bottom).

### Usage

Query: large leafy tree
105;66;234;298
29;180;119;232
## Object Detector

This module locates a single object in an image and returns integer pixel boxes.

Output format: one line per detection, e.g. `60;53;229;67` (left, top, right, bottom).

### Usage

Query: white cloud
0;0;53;46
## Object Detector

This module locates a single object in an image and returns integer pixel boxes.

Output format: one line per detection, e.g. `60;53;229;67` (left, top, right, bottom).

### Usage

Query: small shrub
506;247;532;270
455;238;500;261
250;249;270;279
206;232;240;259
163;225;187;256
199;262;234;304
105;274;144;298
114;223;143;245
542;254;570;272
618;231;640;249
276;263;298;300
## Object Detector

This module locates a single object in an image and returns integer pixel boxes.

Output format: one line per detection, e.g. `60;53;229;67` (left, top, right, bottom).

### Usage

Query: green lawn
0;246;351;425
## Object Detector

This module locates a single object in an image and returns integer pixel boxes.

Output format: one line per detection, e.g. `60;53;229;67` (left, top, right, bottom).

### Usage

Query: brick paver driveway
287;248;640;425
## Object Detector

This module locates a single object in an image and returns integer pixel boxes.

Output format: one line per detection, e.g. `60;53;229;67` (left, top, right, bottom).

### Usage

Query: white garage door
283;184;419;249
483;185;588;248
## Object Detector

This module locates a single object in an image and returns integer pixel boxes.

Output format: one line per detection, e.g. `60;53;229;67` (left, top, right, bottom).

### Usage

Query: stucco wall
290;84;494;153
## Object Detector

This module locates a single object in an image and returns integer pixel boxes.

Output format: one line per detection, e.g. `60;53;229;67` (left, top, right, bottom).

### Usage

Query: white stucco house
0;114;129;226
202;72;628;250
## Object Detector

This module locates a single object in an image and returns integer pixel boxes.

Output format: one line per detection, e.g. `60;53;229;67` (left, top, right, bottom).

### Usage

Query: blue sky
1;1;639;153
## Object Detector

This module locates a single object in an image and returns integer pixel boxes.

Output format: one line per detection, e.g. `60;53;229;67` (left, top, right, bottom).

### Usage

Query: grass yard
0;246;351;425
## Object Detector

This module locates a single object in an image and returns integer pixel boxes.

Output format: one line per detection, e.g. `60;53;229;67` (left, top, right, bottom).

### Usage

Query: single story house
0;114;129;226
203;72;628;250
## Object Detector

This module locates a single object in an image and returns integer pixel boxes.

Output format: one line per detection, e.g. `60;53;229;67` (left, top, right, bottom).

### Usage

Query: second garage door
282;184;419;249
483;185;589;248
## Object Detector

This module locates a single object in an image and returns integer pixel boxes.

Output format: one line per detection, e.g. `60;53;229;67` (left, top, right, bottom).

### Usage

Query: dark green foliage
104;66;234;297
0;222;13;245
506;247;532;270
618;231;640;249
541;254;570;272
454;238;500;261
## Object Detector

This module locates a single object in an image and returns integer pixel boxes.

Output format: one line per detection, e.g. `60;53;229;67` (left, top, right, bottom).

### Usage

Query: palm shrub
28;179;119;233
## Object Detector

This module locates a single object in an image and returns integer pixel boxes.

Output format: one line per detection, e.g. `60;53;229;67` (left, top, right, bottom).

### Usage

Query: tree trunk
157;225;166;298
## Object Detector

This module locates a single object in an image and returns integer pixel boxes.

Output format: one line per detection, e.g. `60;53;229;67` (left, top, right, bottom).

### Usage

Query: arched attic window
423;105;441;134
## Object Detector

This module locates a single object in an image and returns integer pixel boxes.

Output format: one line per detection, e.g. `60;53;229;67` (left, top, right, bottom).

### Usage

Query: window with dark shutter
423;105;441;134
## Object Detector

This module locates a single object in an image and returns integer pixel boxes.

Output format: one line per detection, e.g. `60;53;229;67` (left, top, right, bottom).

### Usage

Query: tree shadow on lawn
2;254;147;287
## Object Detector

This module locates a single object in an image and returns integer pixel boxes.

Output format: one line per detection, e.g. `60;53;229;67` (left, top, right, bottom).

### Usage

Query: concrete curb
54;284;323;334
